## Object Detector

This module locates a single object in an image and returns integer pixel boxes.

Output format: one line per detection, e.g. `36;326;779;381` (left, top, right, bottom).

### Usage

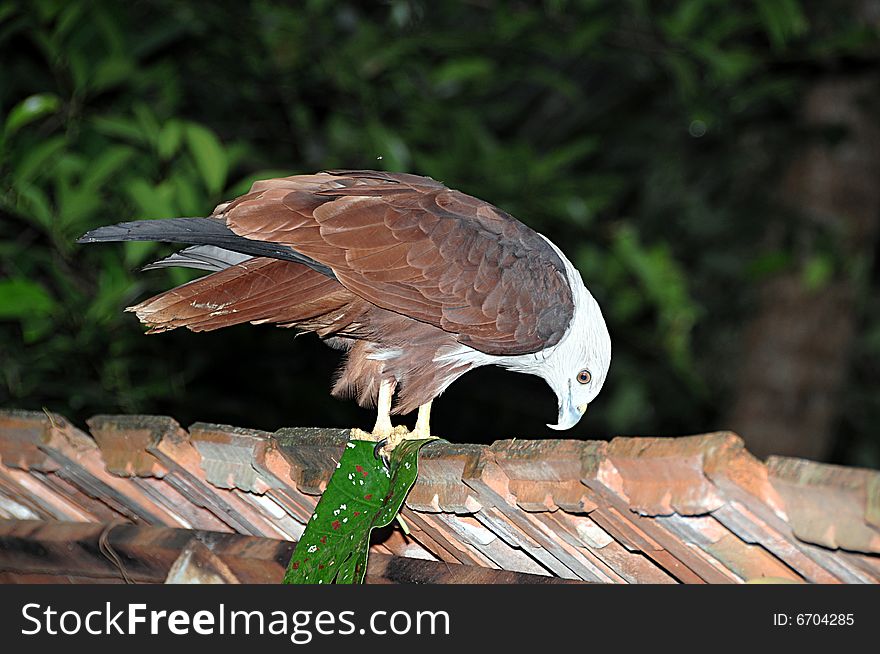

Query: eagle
79;170;611;448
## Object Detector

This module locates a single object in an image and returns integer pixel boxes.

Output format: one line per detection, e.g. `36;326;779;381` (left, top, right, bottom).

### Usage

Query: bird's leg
372;378;395;438
412;400;432;439
380;400;433;458
357;381;434;459
351;378;410;448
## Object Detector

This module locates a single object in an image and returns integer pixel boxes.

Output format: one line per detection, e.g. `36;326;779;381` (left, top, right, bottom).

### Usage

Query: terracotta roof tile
490;439;602;512
406;442;485;513
0;410;61;473
188;422;280;493
87;415;170;478
766;456;880;553
271;427;350;494
598;432;750;516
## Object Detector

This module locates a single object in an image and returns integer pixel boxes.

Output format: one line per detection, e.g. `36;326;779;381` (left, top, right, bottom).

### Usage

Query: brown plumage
79;170;589;428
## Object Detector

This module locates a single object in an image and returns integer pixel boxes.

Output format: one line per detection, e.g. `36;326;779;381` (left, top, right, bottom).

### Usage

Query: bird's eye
576;369;591;384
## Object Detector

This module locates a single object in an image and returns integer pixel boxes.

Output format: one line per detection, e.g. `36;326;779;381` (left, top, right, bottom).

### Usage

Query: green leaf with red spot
283;437;435;585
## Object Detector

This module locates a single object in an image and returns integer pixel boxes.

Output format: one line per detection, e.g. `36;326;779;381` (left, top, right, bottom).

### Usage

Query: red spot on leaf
291;562;299;570
354;511;361;517
320;536;327;544
332;520;341;530
319;564;325;570
364;494;372;500
355;464;368;477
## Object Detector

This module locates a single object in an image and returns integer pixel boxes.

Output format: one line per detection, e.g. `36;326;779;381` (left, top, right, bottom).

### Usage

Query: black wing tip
76;222;140;244
76;226;115;244
75;218;208;245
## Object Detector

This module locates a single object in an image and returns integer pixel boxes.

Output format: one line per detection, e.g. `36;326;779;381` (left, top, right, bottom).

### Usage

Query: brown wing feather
220;171;574;355
127;258;370;337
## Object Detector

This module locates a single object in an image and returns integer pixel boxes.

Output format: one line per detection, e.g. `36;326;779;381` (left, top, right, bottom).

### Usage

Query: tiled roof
0;409;878;584
0;520;571;584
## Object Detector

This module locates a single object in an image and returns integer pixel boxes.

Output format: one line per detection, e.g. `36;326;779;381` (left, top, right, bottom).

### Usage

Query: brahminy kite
79;170;611;446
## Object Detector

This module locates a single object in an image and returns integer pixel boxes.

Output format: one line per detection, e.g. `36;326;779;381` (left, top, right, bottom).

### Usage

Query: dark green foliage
283;438;434;584
1;1;878;465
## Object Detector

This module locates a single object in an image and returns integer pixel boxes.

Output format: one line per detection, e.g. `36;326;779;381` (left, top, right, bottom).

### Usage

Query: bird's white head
541;282;611;430
517;237;611;431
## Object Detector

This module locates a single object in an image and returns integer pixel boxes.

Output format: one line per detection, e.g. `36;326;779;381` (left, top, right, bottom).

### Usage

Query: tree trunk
729;76;880;461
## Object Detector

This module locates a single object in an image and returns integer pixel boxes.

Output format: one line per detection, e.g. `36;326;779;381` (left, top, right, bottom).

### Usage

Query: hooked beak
547;401;588;431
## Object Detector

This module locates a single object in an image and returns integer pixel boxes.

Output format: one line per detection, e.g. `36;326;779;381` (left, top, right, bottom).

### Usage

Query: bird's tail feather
79;217;236;245
128;257;366;336
141;244;251;272
78;217;335;277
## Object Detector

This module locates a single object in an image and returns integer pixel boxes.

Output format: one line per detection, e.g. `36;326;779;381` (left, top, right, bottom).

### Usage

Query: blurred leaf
0;3;19;25
694;44;757;84
85;261;136;325
13;183;54;230
533;137;599;181
756;0;809;48
91;56;134;93
664;52;699;100
12;135;66;185
803;254;834;291
432;57;494;91
133;103;161;144
91;115;150;145
185;122;228;194
21;315;54;343
125;178;176;218
124;240;158;268
747;251;792;279
0;278;55;319
68;49;91;94
170;172;205;215
612;226;700;372
52;2;86;40
660;0;707;40
93;4;127;54
157;119;183;161
3;93;61;136
80;145;136;191
367;122;410;171
56;183;102;232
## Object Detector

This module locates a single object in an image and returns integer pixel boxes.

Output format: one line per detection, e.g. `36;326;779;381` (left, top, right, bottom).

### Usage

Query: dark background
1;0;878;466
